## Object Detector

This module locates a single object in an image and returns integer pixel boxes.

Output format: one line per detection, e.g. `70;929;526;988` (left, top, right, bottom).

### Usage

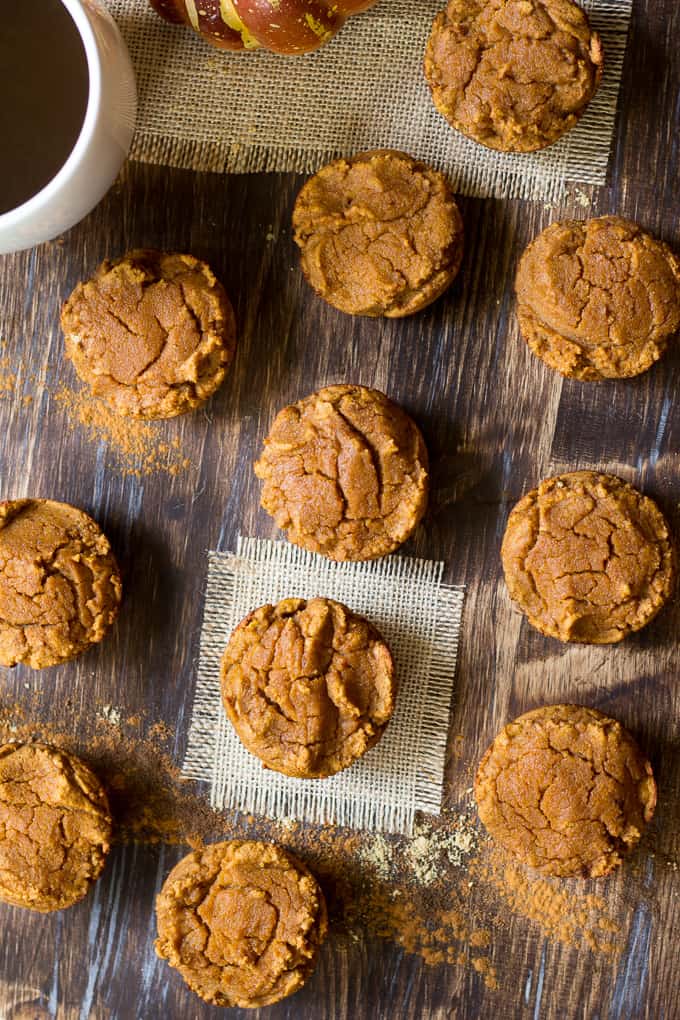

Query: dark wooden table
0;1;678;1017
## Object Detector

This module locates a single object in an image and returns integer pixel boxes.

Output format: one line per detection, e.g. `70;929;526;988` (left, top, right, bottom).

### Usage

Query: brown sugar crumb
424;0;603;152
501;471;675;643
61;249;236;420
255;384;429;561
0;742;111;912
474;705;657;878
155;840;328;1008
53;384;192;477
221;598;396;778
515;217;680;379
293;149;464;317
0;499;122;669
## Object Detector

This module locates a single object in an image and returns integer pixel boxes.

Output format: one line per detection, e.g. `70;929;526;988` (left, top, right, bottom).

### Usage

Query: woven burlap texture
183;537;465;835
109;0;632;201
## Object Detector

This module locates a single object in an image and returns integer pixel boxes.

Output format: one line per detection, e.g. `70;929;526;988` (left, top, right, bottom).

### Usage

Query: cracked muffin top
0;742;112;911
254;384;429;561
221;598;396;779
474;705;657;877
501;471;675;644
292;149;464;317
61;249;236;419
0;499;122;670
515;216;680;380
155;840;328;1008
424;0;603;152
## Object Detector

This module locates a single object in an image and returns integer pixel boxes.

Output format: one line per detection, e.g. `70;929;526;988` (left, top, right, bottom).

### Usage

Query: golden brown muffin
515;217;680;380
0;499;122;669
292;149;464;317
474;705;657;877
155;840;328;1008
424;0;603;153
221;598;396;779
254;384;429;561
61;249;236;419
0;742;112;911
501;471;675;644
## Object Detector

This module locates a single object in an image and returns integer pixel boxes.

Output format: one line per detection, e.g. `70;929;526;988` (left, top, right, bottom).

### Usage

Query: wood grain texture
0;0;678;1016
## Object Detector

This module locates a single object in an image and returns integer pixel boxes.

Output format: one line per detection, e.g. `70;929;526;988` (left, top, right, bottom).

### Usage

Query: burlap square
183;537;465;834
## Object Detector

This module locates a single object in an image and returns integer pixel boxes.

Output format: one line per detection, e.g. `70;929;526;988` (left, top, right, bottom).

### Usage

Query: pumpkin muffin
61;249;236;419
501;471;675;644
474;705;657;877
0;742;112;911
221;598;396;779
424;0;603;153
0;499;122;669
292;149;464;317
155;840;328;1008
515;216;680;379
254;384;429;561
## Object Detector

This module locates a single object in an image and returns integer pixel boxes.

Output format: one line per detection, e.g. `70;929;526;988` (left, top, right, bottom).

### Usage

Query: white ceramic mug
0;0;137;255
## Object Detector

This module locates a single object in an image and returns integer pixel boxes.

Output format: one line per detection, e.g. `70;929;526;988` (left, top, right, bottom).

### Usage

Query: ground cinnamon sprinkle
0;372;16;394
1;342;191;477
52;384;192;477
0;349;24;398
351;883;498;988
473;849;622;955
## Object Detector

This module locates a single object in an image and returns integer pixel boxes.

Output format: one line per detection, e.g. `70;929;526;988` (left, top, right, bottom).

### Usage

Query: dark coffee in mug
0;0;89;215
